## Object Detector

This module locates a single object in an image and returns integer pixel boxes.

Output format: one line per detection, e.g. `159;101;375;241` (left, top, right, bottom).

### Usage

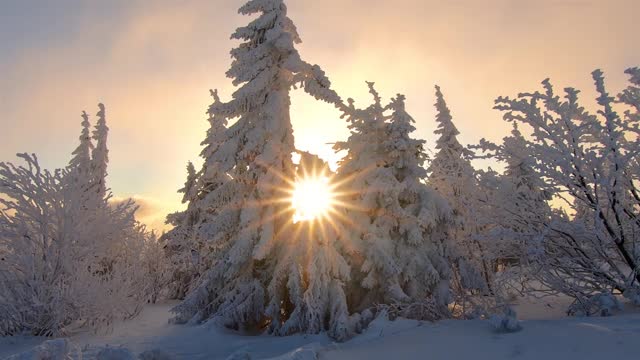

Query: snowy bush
472;124;552;276
0;106;152;336
380;298;449;322
488;307;522;333
623;287;640;306
567;293;623;317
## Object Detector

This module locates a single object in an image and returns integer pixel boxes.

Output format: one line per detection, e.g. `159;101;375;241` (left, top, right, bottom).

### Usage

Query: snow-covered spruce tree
497;123;551;232
85;103;121;280
91;103;109;199
333;83;452;319
170;0;350;338
163;161;202;300
333;84;396;313
427;85;494;303
140;231;171;304
493;68;640;312
67;111;94;190
382;94;452;315
262;151;354;340
162;90;235;302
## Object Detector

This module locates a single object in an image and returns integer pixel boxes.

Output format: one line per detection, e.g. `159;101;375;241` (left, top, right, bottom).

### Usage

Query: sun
291;176;334;223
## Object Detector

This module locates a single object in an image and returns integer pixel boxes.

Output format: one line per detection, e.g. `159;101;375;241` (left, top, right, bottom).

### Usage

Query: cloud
110;195;172;233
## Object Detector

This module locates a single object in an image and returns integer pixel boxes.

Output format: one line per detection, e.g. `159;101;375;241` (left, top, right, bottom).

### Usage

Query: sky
1;0;638;230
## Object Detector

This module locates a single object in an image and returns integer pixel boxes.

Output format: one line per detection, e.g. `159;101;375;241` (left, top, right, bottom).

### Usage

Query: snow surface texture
2;299;639;360
4;339;77;360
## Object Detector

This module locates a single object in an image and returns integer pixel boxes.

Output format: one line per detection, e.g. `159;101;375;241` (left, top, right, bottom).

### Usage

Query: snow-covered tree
170;0;348;337
91;103;109;198
333;83;452;318
141;232;171;304
500;124;551;224
427;86;493;299
0;104;163;335
180;161;199;204
0;153;147;336
262;152;354;340
472;123;552;271
163;161;204;300
493;68;640;311
67;111;94;189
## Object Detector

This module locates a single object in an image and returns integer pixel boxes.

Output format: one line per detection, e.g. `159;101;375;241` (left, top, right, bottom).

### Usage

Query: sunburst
290;175;334;223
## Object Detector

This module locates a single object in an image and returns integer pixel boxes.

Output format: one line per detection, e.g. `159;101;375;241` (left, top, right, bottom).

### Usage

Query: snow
0;302;333;359
325;314;640;360
2;298;639;359
96;347;135;360
3;339;77;360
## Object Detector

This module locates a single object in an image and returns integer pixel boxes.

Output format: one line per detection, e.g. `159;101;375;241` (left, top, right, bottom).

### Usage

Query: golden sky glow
1;0;638;230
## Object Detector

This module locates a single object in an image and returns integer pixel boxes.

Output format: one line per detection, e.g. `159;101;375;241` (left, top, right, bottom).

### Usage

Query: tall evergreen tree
498;124;551;231
171;0;347;337
475;123;551;232
68;111;94;189
428;86;491;298
91;103;109;198
428;86;475;197
264;152;353;340
334;84;452;317
163;161;203;299
180;161;199;204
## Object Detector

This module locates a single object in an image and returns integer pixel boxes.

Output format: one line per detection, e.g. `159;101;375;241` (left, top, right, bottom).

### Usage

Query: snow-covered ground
1;298;639;360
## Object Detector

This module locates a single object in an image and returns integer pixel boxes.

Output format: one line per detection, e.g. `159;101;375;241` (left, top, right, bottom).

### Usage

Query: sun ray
290;175;334;223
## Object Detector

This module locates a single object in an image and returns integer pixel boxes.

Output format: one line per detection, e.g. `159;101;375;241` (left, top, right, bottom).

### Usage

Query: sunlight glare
291;176;334;223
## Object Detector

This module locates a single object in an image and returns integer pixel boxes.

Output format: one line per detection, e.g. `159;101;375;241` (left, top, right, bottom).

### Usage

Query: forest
1;0;639;358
